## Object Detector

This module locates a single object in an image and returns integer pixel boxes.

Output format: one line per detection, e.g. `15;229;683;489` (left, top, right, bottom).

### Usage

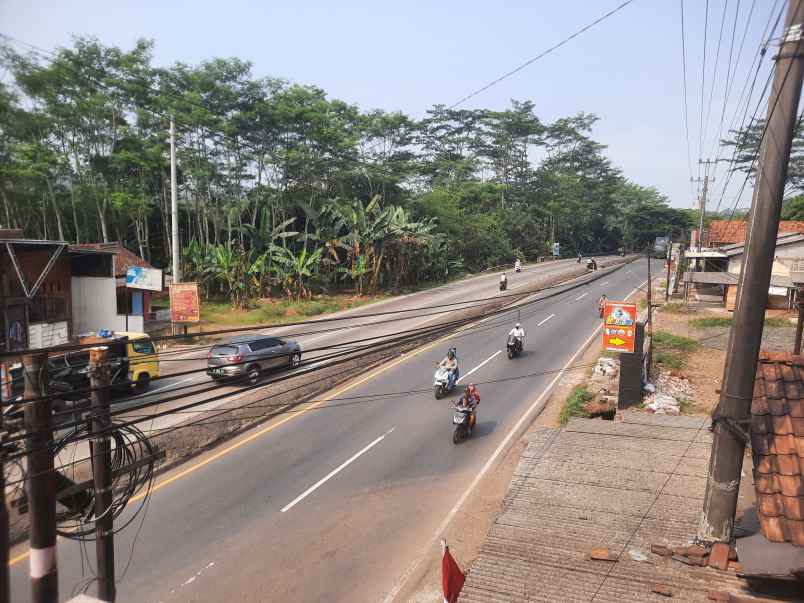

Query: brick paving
459;412;758;602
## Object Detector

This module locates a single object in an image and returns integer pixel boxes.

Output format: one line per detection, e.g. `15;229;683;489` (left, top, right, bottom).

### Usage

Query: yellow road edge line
8;262;633;568
8;314;462;567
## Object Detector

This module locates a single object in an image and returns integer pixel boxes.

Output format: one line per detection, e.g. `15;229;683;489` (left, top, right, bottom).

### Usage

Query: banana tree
270;244;323;299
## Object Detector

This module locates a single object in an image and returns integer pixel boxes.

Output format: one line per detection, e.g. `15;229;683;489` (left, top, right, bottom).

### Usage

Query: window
131;340;155;355
247;338;273;352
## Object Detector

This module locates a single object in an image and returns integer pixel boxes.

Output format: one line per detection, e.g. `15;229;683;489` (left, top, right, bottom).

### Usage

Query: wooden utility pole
90;347;116;602
23;353;57;603
698;0;804;543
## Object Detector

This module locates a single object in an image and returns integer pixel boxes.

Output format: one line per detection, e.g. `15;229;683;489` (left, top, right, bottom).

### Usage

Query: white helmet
515;323;521;328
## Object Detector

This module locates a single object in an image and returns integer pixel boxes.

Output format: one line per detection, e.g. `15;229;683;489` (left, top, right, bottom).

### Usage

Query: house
0;231;148;352
70;242;162;325
683;232;804;309
697;219;804;247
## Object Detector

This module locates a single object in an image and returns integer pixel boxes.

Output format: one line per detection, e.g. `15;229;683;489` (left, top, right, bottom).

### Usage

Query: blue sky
0;0;785;210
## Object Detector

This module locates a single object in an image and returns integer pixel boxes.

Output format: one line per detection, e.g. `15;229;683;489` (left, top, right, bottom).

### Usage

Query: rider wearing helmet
460;384;481;432
508;322;526;347
437;348;459;389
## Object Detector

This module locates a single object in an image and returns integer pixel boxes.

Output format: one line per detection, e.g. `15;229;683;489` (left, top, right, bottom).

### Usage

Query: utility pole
1;365;9;603
665;232;672;303
646;254;652;332
698;0;804;543
691;159;716;251
795;289;804;354
170;117;180;285
23;353;57;603
90;347;116;602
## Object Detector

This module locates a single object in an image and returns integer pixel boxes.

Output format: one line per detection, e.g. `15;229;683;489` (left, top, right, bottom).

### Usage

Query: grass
652;330;699;369
661;302;688;314
689;316;794;329
689;316;733;328
200;294;387;328
678;397;693;415
559;386;594;425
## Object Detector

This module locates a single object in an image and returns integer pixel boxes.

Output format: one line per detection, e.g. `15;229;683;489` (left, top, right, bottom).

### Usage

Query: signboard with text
169;282;200;323
126;266;163;291
602;301;637;354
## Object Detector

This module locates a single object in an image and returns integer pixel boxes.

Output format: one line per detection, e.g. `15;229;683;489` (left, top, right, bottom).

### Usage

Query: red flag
442;543;465;603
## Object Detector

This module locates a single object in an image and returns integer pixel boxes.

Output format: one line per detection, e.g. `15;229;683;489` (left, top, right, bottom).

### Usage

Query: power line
699;0;711;169
681;0;696;196
448;0;638;109
701;0;730;160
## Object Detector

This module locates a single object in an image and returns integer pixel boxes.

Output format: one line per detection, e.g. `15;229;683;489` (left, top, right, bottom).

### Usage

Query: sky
0;0;788;211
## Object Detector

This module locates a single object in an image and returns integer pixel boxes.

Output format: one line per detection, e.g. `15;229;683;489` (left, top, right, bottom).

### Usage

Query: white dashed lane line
537;314;555;327
575;292;588;301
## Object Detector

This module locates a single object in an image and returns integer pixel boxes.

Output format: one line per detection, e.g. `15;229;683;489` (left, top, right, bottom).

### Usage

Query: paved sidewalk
459;413;757;602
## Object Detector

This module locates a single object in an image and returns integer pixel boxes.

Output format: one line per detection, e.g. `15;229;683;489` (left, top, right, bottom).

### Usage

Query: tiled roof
751;352;804;546
69;242;154;277
708;220;804;245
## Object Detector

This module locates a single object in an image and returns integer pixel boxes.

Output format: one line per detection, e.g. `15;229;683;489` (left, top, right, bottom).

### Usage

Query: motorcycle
499;278;507;291
506;334;523;359
434;366;458;399
586;259;597;271
452;403;474;444
514;262;522;273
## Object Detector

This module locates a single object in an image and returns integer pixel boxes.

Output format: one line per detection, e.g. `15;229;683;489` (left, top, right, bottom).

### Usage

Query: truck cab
114;332;160;393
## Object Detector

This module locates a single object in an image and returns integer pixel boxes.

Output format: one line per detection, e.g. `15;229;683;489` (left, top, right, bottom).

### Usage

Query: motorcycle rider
459;384;480;433
577;252;582;263
437;348;459;390
508;322;526;349
500;272;507;289
514;258;522;272
598;293;608;318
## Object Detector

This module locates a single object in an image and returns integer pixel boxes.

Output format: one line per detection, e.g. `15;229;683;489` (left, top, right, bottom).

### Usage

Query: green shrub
653;350;684;369
662;303;688;314
559;386;594;425
652;331;699;352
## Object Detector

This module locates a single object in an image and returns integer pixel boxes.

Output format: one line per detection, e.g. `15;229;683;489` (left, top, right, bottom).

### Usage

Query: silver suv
207;334;302;384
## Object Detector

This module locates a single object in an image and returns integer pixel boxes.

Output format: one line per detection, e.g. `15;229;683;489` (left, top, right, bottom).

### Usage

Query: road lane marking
381;276;649;603
281;428;394;513
457;351;501;384
600;281;610;286
8;262;633;568
537;314;555;326
147;376;196;395
575;292;588;301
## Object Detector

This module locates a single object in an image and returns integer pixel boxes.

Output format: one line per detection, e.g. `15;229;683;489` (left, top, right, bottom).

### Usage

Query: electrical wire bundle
52;422;155;541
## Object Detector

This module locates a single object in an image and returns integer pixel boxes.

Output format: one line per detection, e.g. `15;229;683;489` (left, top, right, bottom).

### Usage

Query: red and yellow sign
169;282;201;323
602;301;637;353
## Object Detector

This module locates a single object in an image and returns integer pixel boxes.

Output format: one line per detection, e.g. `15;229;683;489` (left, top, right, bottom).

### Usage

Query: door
5;304;28;352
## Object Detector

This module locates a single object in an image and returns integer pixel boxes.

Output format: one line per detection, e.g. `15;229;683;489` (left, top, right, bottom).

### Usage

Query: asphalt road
8;258;650;602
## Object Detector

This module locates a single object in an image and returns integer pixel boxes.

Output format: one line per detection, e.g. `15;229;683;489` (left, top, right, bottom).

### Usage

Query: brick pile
751;353;804;546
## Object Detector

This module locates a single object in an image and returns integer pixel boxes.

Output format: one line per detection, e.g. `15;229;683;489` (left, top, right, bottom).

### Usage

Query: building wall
71;276;144;335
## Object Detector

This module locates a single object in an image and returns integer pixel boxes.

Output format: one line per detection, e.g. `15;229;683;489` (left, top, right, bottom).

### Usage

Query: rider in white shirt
508;322;526;347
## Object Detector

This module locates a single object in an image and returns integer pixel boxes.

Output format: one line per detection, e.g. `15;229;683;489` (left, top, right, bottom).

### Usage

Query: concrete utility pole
691;159;716;251
24;353;57;603
170;117;180;285
89;347;116;602
698;0;804;543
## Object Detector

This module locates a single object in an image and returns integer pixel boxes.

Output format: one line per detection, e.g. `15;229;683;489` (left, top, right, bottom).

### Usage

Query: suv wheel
246;365;261;385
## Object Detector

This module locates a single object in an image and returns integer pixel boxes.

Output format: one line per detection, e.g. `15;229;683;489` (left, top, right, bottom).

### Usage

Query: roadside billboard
169;282;200;323
126;266;163;291
602;301;638;354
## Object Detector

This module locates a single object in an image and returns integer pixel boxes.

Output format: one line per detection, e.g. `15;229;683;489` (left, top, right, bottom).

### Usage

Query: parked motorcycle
506;334;523;359
434;366;458;399
452;403;474;444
